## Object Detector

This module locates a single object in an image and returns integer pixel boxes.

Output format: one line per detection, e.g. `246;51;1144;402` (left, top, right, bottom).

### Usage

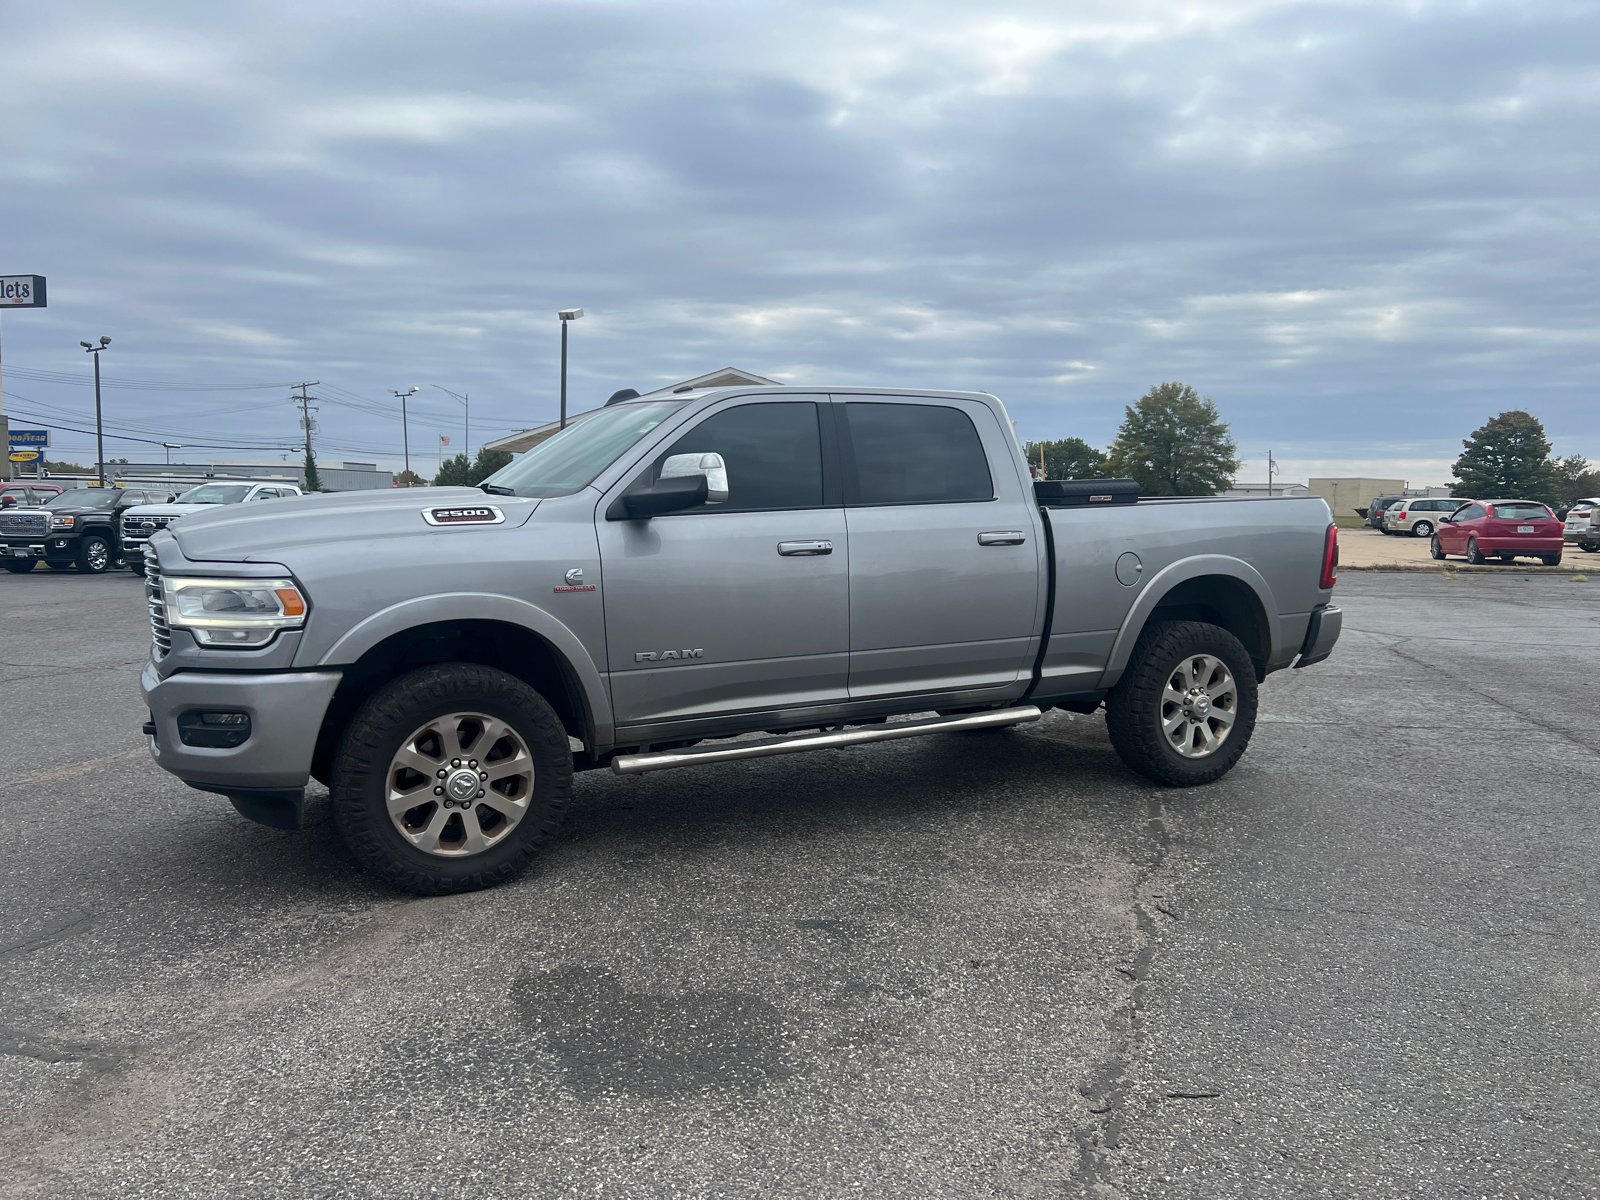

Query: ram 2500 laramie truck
139;386;1341;894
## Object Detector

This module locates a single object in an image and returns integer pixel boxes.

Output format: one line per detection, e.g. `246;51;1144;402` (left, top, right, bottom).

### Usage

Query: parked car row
0;480;302;574
1358;492;1583;565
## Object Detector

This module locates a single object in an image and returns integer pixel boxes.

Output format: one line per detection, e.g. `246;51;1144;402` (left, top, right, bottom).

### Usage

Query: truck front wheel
1105;620;1259;787
331;664;573;894
76;535;112;574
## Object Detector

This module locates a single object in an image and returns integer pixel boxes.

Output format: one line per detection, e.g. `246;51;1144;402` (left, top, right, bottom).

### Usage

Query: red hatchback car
1431;499;1564;566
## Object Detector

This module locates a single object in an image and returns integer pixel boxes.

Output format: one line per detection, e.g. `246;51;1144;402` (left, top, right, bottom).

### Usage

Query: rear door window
843;402;993;505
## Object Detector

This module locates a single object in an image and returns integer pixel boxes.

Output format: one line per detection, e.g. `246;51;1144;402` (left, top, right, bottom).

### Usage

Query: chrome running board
610;705;1043;776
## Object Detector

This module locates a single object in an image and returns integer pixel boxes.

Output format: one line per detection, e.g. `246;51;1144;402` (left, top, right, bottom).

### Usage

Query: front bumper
1295;604;1342;669
141;661;341;791
3;536;77;559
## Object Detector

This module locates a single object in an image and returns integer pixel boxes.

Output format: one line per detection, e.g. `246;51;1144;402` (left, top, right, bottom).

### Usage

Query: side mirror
659;452;728;503
608;473;709;520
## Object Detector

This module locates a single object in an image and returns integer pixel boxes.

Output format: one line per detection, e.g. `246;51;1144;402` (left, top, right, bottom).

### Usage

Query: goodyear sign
8;429;48;450
0;275;46;307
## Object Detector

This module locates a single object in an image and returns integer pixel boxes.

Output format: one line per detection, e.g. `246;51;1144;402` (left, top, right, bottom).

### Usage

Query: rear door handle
778;540;833;556
978;531;1026;546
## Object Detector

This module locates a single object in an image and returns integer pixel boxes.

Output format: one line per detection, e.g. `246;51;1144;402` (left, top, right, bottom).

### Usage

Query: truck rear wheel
1105;620;1259;787
331;663;572;894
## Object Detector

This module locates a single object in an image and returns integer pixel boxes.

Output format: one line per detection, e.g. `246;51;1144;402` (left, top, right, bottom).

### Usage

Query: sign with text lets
0;275;46;307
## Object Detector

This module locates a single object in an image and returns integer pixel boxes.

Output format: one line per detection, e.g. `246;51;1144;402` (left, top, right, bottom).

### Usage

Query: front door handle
778;540;833;556
978;531;1026;546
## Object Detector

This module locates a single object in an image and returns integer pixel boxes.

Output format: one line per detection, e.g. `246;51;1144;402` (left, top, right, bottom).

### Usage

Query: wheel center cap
1187;691;1211;718
445;769;480;801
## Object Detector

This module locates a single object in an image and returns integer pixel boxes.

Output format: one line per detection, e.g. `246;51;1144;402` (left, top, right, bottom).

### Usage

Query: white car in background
120;481;303;568
1564;498;1600;553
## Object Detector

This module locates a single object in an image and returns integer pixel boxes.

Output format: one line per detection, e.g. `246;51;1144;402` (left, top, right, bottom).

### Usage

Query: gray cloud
2;0;1595;482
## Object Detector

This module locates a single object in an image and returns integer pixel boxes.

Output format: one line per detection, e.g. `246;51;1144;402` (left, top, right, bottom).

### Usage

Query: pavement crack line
1071;794;1175;1197
4;748;149;791
1379;638;1600;758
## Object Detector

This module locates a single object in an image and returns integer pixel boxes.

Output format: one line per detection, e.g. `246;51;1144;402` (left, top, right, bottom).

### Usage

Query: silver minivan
1383;497;1463;538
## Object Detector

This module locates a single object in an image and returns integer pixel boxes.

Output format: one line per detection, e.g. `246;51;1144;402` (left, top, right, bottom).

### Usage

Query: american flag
440;436;450;445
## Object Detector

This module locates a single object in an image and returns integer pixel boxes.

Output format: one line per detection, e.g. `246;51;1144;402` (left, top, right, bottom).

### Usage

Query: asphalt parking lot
2;567;1596;1199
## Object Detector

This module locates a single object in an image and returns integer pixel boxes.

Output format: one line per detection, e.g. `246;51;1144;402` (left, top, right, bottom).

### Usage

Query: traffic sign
0;275;46;307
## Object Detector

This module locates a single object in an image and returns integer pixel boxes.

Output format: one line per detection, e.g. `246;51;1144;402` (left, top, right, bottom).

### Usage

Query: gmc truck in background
139;386;1341;894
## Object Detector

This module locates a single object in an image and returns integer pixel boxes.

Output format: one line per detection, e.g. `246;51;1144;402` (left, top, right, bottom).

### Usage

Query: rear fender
1096;555;1280;690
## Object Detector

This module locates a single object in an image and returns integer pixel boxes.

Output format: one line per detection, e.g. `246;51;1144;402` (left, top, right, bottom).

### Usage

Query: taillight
1320;523;1338;590
1396;511;1407;520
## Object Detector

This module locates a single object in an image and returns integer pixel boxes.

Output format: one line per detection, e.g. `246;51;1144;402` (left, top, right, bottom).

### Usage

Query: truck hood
169;486;541;562
124;503;221;519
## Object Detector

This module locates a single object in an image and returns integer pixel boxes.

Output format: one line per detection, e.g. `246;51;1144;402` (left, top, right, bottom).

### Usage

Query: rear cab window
842;402;993;505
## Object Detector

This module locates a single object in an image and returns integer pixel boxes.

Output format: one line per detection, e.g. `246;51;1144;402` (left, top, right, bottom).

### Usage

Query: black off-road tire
75;534;112;574
2;559;35;574
331;663;572;895
1105;620;1259;787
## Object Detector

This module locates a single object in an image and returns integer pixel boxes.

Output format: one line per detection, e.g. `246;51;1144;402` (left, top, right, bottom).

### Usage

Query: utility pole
294;382;321;490
389;387;419;483
79;336;111;485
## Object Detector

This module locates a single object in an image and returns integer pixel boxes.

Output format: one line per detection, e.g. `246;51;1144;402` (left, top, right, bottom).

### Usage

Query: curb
1342;563;1591;577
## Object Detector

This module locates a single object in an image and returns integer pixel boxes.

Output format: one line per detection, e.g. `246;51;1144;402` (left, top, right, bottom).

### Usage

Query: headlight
161;576;308;648
52;515;75;528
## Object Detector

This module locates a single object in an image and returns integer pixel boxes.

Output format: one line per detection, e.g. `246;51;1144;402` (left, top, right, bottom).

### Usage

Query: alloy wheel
385;712;535;857
1160;654;1238;759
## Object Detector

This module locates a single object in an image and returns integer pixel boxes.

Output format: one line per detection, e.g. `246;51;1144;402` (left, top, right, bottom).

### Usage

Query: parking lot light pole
558;309;583;429
389;387;419;482
80;337;110;485
161;443;182;465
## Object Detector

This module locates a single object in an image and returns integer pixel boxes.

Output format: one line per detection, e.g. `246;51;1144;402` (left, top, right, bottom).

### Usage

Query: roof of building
481;367;782;455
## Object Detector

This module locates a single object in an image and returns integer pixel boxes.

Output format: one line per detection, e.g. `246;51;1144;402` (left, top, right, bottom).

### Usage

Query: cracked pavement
1;568;1596;1197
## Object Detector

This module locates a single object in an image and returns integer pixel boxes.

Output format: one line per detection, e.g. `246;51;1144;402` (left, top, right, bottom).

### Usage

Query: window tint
654;402;824;512
844;402;993;505
1458;504;1485;521
1493;503;1550;520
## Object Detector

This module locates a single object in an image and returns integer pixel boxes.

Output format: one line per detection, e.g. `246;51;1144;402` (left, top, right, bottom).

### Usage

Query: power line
4;364;305;392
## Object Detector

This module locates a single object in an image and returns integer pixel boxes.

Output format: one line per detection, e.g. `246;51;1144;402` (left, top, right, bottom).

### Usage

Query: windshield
44;488;119;510
177;483;253;505
484;401;686;497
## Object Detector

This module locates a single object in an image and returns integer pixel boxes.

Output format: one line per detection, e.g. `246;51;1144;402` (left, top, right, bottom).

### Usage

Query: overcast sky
3;0;1595;486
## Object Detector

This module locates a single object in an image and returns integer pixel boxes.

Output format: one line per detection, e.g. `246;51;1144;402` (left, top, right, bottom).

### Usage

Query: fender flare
1096;555;1281;691
314;591;614;746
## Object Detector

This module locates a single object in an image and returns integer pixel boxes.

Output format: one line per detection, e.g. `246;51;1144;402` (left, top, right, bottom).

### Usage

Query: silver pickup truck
139;386;1341;894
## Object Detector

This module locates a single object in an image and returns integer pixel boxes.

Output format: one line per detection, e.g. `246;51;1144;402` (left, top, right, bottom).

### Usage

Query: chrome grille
0;512;49;537
145;558;171;658
124;515;172;534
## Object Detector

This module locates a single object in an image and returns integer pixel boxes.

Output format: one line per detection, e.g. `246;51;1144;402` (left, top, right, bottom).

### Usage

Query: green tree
429;447;512;488
434;452;474;487
1451;410;1560;504
1104;382;1240;496
303;451;323;492
43;459;90;474
394;468;428;488
1022;437;1109;480
1555;454;1599;507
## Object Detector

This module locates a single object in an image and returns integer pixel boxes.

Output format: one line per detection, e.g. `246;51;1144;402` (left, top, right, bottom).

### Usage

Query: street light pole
557;308;583;429
430;385;470;461
162;443;182;465
79;337;110;485
389;386;419;483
